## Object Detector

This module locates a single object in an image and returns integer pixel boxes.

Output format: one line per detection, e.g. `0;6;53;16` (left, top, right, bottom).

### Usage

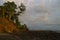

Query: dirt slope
0;17;20;33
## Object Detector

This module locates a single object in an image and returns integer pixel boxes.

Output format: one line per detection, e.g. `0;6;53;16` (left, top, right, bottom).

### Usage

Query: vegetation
0;1;26;29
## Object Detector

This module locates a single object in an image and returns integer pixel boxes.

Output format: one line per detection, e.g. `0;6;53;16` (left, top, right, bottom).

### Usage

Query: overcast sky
0;0;60;30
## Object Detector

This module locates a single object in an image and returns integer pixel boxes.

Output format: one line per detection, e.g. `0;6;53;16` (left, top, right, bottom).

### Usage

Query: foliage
0;13;3;17
2;1;26;28
19;3;26;12
3;1;17;12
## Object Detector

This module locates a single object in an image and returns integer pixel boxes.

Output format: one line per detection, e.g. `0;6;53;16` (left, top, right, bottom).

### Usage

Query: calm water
28;24;60;31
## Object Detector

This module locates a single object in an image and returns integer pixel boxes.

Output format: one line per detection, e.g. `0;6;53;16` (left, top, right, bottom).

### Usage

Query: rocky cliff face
0;17;20;33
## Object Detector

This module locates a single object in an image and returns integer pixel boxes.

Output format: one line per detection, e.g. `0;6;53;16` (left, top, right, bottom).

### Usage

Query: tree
3;1;26;27
3;1;17;20
3;1;17;12
19;3;26;13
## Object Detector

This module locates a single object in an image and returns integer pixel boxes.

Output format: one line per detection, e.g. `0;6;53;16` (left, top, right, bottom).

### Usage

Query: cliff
0;17;21;33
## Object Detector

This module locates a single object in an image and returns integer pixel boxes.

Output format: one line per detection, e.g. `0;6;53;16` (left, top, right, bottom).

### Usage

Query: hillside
0;17;21;33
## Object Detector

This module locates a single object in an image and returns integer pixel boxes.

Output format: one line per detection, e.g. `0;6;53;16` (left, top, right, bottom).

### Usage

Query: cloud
27;12;49;25
0;0;3;5
6;0;13;2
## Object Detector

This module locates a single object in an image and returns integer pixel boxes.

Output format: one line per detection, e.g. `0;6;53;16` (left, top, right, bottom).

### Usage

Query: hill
0;17;21;33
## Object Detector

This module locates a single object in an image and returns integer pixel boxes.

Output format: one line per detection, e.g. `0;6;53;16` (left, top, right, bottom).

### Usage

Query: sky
0;0;60;30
